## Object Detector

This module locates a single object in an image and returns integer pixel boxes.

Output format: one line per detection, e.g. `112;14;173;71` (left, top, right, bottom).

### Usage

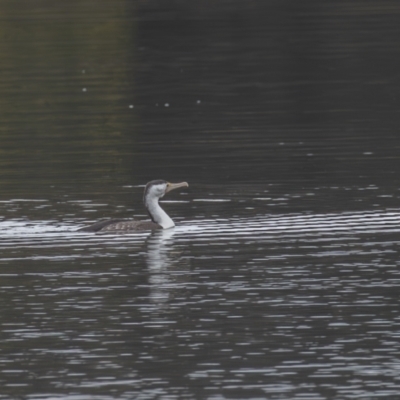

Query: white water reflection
1;204;400;398
1;207;400;252
146;228;177;304
1;202;400;395
177;208;400;237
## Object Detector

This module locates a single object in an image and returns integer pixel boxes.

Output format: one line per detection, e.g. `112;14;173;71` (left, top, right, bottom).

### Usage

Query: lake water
1;1;400;399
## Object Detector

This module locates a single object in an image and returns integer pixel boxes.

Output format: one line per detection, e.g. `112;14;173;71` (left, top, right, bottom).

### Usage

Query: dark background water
1;1;400;399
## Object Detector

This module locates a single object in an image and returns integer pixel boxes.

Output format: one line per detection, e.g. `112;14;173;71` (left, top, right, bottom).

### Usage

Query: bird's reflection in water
146;228;188;306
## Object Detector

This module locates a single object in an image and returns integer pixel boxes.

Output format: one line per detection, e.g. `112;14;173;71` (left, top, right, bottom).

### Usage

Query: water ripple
1;208;400;399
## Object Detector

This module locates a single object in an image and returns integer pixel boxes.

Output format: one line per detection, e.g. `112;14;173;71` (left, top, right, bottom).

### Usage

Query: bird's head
143;180;189;203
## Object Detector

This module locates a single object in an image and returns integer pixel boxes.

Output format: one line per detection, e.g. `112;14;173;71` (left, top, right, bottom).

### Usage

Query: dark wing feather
78;219;126;232
99;220;161;232
78;219;161;232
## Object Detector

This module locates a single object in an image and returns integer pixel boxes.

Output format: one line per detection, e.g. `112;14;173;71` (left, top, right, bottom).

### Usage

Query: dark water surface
2;1;400;399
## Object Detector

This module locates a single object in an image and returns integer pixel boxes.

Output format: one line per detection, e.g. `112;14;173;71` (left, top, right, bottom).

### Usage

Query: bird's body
78;180;188;233
78;218;160;232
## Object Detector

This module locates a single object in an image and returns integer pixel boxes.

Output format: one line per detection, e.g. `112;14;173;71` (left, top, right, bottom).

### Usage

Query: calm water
2;1;400;399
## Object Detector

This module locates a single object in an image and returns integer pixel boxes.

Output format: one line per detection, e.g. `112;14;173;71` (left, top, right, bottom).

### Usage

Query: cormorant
78;180;188;232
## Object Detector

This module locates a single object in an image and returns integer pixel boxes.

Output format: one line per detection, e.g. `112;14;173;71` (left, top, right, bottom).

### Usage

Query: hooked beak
165;181;189;194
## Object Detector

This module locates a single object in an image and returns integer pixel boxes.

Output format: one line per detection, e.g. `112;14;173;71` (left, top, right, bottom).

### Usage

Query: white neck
145;195;175;229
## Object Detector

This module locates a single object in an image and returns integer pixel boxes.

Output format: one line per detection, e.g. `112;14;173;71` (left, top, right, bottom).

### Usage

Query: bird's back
78;219;161;232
